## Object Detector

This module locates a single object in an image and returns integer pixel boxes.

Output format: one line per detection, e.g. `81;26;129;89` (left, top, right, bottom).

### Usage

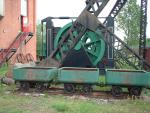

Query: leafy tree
115;0;142;68
116;0;141;48
146;38;150;47
36;22;47;58
36;23;43;56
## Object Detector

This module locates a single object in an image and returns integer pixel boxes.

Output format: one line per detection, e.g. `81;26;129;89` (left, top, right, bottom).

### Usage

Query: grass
0;66;150;113
0;85;150;113
52;101;69;112
0;64;8;76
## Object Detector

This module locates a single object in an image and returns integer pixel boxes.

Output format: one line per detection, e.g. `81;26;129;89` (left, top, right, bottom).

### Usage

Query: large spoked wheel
19;82;30;91
82;84;92;95
54;22;105;66
128;87;142;96
64;84;75;93
35;83;45;92
111;86;123;97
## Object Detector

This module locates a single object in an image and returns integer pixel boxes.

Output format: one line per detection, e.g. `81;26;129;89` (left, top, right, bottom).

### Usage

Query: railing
0;32;33;67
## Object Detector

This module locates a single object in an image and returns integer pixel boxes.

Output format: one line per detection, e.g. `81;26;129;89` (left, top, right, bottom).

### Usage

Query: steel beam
104;0;127;24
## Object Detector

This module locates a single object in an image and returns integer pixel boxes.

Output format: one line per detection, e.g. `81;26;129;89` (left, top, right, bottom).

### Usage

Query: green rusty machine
13;66;150;96
53;22;106;67
13;0;150;97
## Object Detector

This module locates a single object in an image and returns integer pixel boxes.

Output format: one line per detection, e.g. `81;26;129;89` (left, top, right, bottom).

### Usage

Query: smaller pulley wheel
111;86;123;97
82;85;92;95
129;87;142;96
35;83;45;92
64;84;75;93
19;82;30;91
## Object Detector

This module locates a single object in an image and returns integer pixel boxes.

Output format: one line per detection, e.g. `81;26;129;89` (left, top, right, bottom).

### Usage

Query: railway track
14;86;143;100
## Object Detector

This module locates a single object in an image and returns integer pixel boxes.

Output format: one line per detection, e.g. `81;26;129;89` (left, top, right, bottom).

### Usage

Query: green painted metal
54;23;105;66
82;31;105;65
13;67;58;82
54;23;72;49
58;67;99;84
106;69;150;87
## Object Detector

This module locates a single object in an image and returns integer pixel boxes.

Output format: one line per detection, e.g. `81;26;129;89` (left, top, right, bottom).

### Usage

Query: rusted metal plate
13;66;58;82
58;67;99;84
106;69;150;87
76;11;100;31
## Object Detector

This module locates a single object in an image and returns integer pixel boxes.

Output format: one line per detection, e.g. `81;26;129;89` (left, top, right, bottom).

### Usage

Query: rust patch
123;74;130;85
26;69;36;80
72;79;84;83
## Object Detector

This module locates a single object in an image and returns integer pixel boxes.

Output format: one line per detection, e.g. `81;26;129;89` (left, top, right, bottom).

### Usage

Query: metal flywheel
54;23;105;66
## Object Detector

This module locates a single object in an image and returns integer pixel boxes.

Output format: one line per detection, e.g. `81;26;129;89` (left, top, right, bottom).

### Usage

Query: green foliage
52;102;69;112
0;64;8;76
36;23;42;56
115;0;141;68
116;0;141;47
146;38;150;47
36;23;47;57
0;90;150;113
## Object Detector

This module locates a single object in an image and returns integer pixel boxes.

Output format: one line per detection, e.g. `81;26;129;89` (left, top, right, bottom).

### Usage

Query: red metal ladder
0;32;33;67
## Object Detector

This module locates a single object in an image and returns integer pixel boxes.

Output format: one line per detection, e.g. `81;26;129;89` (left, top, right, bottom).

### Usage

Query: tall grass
0;93;149;113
